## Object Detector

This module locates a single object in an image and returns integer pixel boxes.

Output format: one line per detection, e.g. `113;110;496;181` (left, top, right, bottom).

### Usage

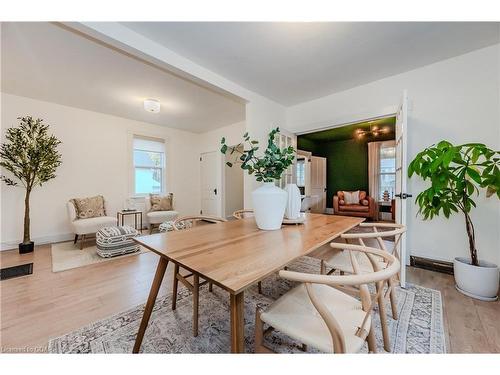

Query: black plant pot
19;241;34;254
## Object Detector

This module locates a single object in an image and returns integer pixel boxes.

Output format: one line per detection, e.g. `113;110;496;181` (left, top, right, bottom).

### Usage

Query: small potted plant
221;127;295;230
408;141;499;300
1;116;62;253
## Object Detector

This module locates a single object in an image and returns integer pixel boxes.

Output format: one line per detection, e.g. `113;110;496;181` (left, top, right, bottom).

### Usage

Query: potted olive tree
221;128;295;230
408;141;499;301
1;116;62;253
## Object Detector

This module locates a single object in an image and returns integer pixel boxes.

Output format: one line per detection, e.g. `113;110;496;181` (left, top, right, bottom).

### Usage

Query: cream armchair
67;201;117;250
145;194;179;234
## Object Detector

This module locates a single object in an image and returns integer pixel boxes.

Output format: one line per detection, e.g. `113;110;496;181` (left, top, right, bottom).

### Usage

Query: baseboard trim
410;255;454;275
1;233;74;251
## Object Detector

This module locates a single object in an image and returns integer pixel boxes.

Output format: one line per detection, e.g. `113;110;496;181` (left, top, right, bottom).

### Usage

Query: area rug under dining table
48;256;446;354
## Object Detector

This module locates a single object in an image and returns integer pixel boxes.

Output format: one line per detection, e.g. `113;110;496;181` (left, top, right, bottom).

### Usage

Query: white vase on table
284;183;301;220
252;182;287;230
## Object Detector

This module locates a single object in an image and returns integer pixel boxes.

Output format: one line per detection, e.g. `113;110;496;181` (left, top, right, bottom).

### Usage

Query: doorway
294;92;409;288
297;116;397;219
200;151;221;216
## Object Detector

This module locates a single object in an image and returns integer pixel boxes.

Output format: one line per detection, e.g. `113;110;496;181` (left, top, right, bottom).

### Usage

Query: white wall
245;98;288;207
224;145;244;218
1;93;201;249
73;23;290;211
286;44;500;265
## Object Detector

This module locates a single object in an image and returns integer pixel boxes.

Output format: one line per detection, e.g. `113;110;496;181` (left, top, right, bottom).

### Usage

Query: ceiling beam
61;22;273;105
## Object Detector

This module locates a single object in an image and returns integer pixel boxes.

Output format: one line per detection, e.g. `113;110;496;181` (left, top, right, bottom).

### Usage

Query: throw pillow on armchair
333;190;377;220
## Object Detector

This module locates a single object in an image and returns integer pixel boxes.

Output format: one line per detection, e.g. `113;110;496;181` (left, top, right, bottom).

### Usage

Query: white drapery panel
368;142;381;202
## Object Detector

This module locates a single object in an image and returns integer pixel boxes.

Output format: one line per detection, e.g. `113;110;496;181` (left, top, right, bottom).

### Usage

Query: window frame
129;133;168;198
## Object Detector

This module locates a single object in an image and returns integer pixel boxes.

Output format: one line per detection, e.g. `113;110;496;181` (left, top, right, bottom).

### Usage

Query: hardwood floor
1;243;499;353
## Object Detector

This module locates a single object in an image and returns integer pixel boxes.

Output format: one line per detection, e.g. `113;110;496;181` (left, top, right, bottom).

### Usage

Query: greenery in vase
220;127;295;182
408;141;499;266
1;116;62;244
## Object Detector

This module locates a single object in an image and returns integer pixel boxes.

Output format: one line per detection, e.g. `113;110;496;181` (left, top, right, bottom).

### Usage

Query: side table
117;210;143;232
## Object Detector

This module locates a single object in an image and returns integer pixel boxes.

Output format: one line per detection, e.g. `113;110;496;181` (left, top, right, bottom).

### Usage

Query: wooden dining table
132;213;364;353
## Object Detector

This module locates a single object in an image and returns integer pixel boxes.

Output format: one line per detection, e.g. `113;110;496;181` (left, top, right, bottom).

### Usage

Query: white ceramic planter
284;183;301;220
454;257;499;301
252;182;287;230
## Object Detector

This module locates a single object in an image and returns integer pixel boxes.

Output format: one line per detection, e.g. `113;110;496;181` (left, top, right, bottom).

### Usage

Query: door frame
310;155;327;213
221;144;245;219
294;101;410;280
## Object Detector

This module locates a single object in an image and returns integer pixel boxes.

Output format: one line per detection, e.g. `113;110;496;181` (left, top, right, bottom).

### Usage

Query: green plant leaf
466;167;482;185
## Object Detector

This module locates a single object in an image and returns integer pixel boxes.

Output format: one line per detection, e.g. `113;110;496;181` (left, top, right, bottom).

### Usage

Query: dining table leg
133;256;169;353
230;291;245;353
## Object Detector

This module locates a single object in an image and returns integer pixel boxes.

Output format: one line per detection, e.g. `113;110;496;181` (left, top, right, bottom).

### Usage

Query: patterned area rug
51;241;148;272
48;257;445;353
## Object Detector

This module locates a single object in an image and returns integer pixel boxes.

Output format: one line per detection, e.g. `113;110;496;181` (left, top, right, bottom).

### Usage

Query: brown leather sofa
333;190;377;220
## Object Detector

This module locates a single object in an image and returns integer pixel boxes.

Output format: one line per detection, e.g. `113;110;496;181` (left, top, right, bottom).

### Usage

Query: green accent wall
317;139;369;207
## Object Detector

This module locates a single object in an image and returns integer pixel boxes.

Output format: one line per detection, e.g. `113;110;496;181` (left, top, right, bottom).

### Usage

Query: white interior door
200;151;221;216
310;156;327;213
395;90;409;288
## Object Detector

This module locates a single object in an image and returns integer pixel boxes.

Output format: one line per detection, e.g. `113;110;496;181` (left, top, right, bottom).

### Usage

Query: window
378;142;396;200
296;158;305;187
133;136;165;195
274;132;295;189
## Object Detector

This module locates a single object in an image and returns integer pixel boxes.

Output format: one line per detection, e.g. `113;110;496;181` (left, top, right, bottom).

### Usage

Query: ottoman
96;225;140;258
158;220;192;232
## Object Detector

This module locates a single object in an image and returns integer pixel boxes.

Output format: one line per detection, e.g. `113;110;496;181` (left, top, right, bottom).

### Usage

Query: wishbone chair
320;222;406;352
255;242;400;353
170;215;227;336
232;209;254;220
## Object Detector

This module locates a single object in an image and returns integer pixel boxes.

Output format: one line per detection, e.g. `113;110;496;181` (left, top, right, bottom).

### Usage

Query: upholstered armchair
67;198;117;250
145;193;179;233
333;191;377;220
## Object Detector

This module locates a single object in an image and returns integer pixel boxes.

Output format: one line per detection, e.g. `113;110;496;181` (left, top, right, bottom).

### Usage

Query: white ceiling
122;22;500;105
1;22;245;133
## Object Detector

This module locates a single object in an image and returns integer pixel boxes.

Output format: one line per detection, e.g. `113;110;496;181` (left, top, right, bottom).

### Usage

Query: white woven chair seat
260;283;369;353
325;249;386;274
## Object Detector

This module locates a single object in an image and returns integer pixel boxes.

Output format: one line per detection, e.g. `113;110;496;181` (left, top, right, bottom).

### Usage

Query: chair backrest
172;215;227;231
67;201;77;222
341;223;407;265
145;193;174;212
337;191;367;201
279;242;399;353
67;197;109;222
232;209;254;220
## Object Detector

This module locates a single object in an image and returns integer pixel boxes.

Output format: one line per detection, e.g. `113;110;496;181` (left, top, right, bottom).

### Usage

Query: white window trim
127;131;170;199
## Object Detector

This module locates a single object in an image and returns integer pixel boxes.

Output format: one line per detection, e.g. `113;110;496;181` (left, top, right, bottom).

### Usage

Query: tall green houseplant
1;116;62;252
408;141;499;266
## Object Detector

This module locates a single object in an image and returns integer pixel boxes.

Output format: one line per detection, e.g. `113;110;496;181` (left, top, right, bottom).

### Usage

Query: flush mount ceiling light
143;99;160;113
